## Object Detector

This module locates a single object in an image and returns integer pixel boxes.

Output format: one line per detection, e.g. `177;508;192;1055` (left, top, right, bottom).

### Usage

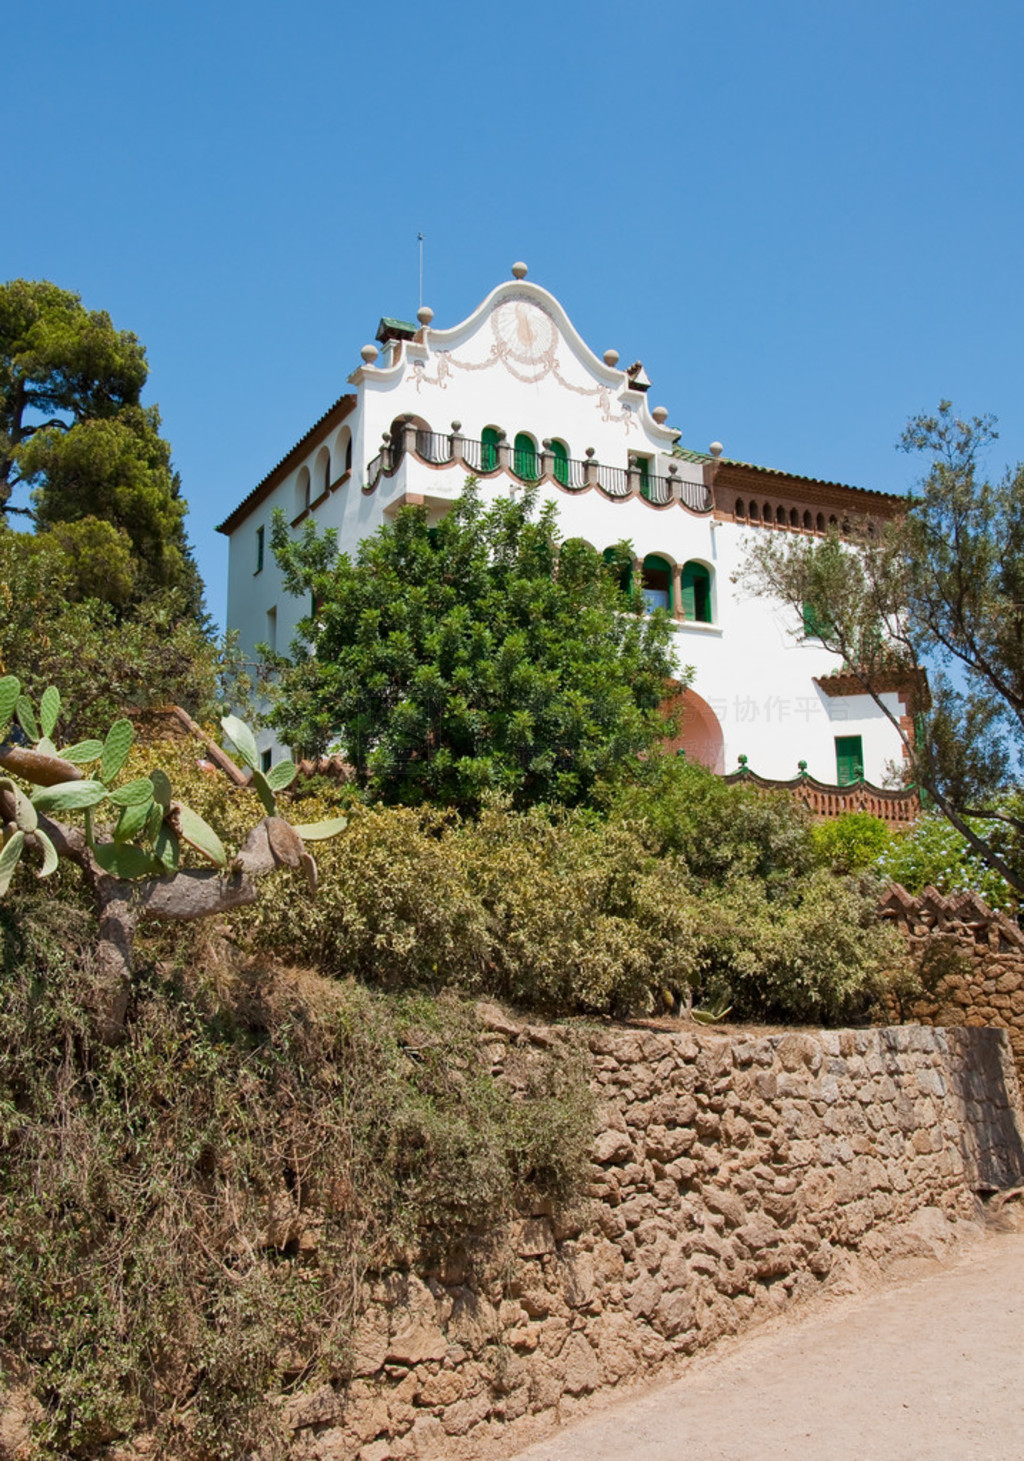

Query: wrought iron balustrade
416;430;452;464
642;474;672;505
679;478;713;513
597;465;630;498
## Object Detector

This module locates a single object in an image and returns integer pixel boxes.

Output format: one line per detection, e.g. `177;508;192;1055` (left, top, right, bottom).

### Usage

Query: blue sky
4;0;1022;627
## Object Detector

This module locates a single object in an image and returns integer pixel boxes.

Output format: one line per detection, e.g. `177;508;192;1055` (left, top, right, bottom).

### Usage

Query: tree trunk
93;892;138;1043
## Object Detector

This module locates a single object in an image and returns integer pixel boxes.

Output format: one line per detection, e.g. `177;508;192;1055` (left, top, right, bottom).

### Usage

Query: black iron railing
361;428;714;513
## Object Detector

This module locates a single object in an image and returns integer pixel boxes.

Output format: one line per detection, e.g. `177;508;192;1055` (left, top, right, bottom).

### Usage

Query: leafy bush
812;811;894;874
877;808;1018;911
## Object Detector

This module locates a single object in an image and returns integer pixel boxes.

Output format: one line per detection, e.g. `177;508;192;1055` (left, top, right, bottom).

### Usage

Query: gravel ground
513;1227;1024;1461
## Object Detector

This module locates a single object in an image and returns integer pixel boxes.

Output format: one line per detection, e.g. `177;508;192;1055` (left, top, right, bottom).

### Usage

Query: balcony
364;419;714;515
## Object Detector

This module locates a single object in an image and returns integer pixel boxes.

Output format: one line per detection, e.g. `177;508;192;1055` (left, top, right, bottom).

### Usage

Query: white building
219;264;914;793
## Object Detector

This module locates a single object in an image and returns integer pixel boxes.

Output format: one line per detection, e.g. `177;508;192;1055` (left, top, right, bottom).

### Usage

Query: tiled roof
673;445;902;502
216;393;357;535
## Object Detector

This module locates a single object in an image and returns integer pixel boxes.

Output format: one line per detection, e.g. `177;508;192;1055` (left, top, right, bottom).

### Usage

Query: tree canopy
0;279;197;603
740;402;1024;894
266;481;683;809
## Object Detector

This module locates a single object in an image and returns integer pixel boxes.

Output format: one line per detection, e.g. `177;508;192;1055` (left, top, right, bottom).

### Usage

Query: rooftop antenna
417;232;424;310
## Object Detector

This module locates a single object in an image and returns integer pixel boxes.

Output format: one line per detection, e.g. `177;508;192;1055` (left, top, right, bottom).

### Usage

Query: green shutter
481;427;500;471
835;735;864;785
603;547;632;596
681;561;711;622
803;601;833;638
636;457;651;500
551;439;569;486
256;525;265;574
514;433;538;481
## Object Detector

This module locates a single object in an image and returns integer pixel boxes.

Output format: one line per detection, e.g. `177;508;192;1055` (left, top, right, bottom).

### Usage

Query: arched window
336;426;352;478
514;432;538;481
789;507;799;527
295;466;311;516
314;446;330;498
735;498;746;520
776;505;787;526
816;512;826;533
749;501;760;522
641;554;673;614
803;510;813;531
763;502;773;523
681;561;713;623
603;546;632;596
481;426;501;472
550;439;569;487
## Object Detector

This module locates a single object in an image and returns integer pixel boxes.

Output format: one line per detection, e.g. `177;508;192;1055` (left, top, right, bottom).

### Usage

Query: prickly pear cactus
0;676;346;895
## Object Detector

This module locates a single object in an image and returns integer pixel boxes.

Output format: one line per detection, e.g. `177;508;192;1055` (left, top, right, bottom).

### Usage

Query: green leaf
149;769;172;809
250;768;276;816
39;687;61;740
15;696;39;743
154;824;180;872
35;737;58;757
32;780;109;814
61;739;104;765
293;816;348;841
176;804;227;867
32;828;59;878
100;719;134;784
0;831;25;896
109;777;157;808
12;788;37;834
93;841;160;879
266;759;297;792
220;714;258;771
145;801;166;844
115;799;153;842
0;676;20;733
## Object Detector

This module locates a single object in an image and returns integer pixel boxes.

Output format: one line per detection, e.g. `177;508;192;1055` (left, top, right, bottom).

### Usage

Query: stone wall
285;1016;1024;1461
880;883;1024;1084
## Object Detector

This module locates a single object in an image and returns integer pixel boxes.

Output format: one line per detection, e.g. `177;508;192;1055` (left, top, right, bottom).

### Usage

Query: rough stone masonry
282;1016;1024;1461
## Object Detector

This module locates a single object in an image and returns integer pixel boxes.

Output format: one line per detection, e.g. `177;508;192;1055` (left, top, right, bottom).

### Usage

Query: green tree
0;279;198;602
740;402;1024;895
0;526;216;734
266;480;682;809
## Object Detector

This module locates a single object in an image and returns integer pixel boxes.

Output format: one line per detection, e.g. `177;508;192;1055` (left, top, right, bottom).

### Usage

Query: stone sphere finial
585;446;595;459
603;348;620;367
511;261;528;279
652;405;669;425
417;305;434;326
709;441;724;458
451;420;462;432
360;343;379;365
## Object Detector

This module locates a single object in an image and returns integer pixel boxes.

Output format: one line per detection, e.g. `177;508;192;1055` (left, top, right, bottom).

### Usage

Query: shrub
812;811;894;874
877;809;1018;912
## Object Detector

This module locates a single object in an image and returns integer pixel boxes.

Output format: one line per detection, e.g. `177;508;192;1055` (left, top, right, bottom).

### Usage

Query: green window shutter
681;561;712;622
834;735;864;786
551;439;569;486
803;601;833;638
636;457;651;499
514;433;538;481
256;525;265;574
481;427;500;471
603;546;632;596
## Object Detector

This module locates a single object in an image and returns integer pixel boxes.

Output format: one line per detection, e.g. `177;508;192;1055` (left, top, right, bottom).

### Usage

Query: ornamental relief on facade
409;294;638;432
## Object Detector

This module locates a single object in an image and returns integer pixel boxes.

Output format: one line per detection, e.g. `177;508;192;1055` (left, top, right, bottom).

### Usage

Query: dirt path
513;1230;1024;1460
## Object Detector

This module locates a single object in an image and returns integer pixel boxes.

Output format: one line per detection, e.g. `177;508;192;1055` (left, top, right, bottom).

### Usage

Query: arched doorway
660;685;725;773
